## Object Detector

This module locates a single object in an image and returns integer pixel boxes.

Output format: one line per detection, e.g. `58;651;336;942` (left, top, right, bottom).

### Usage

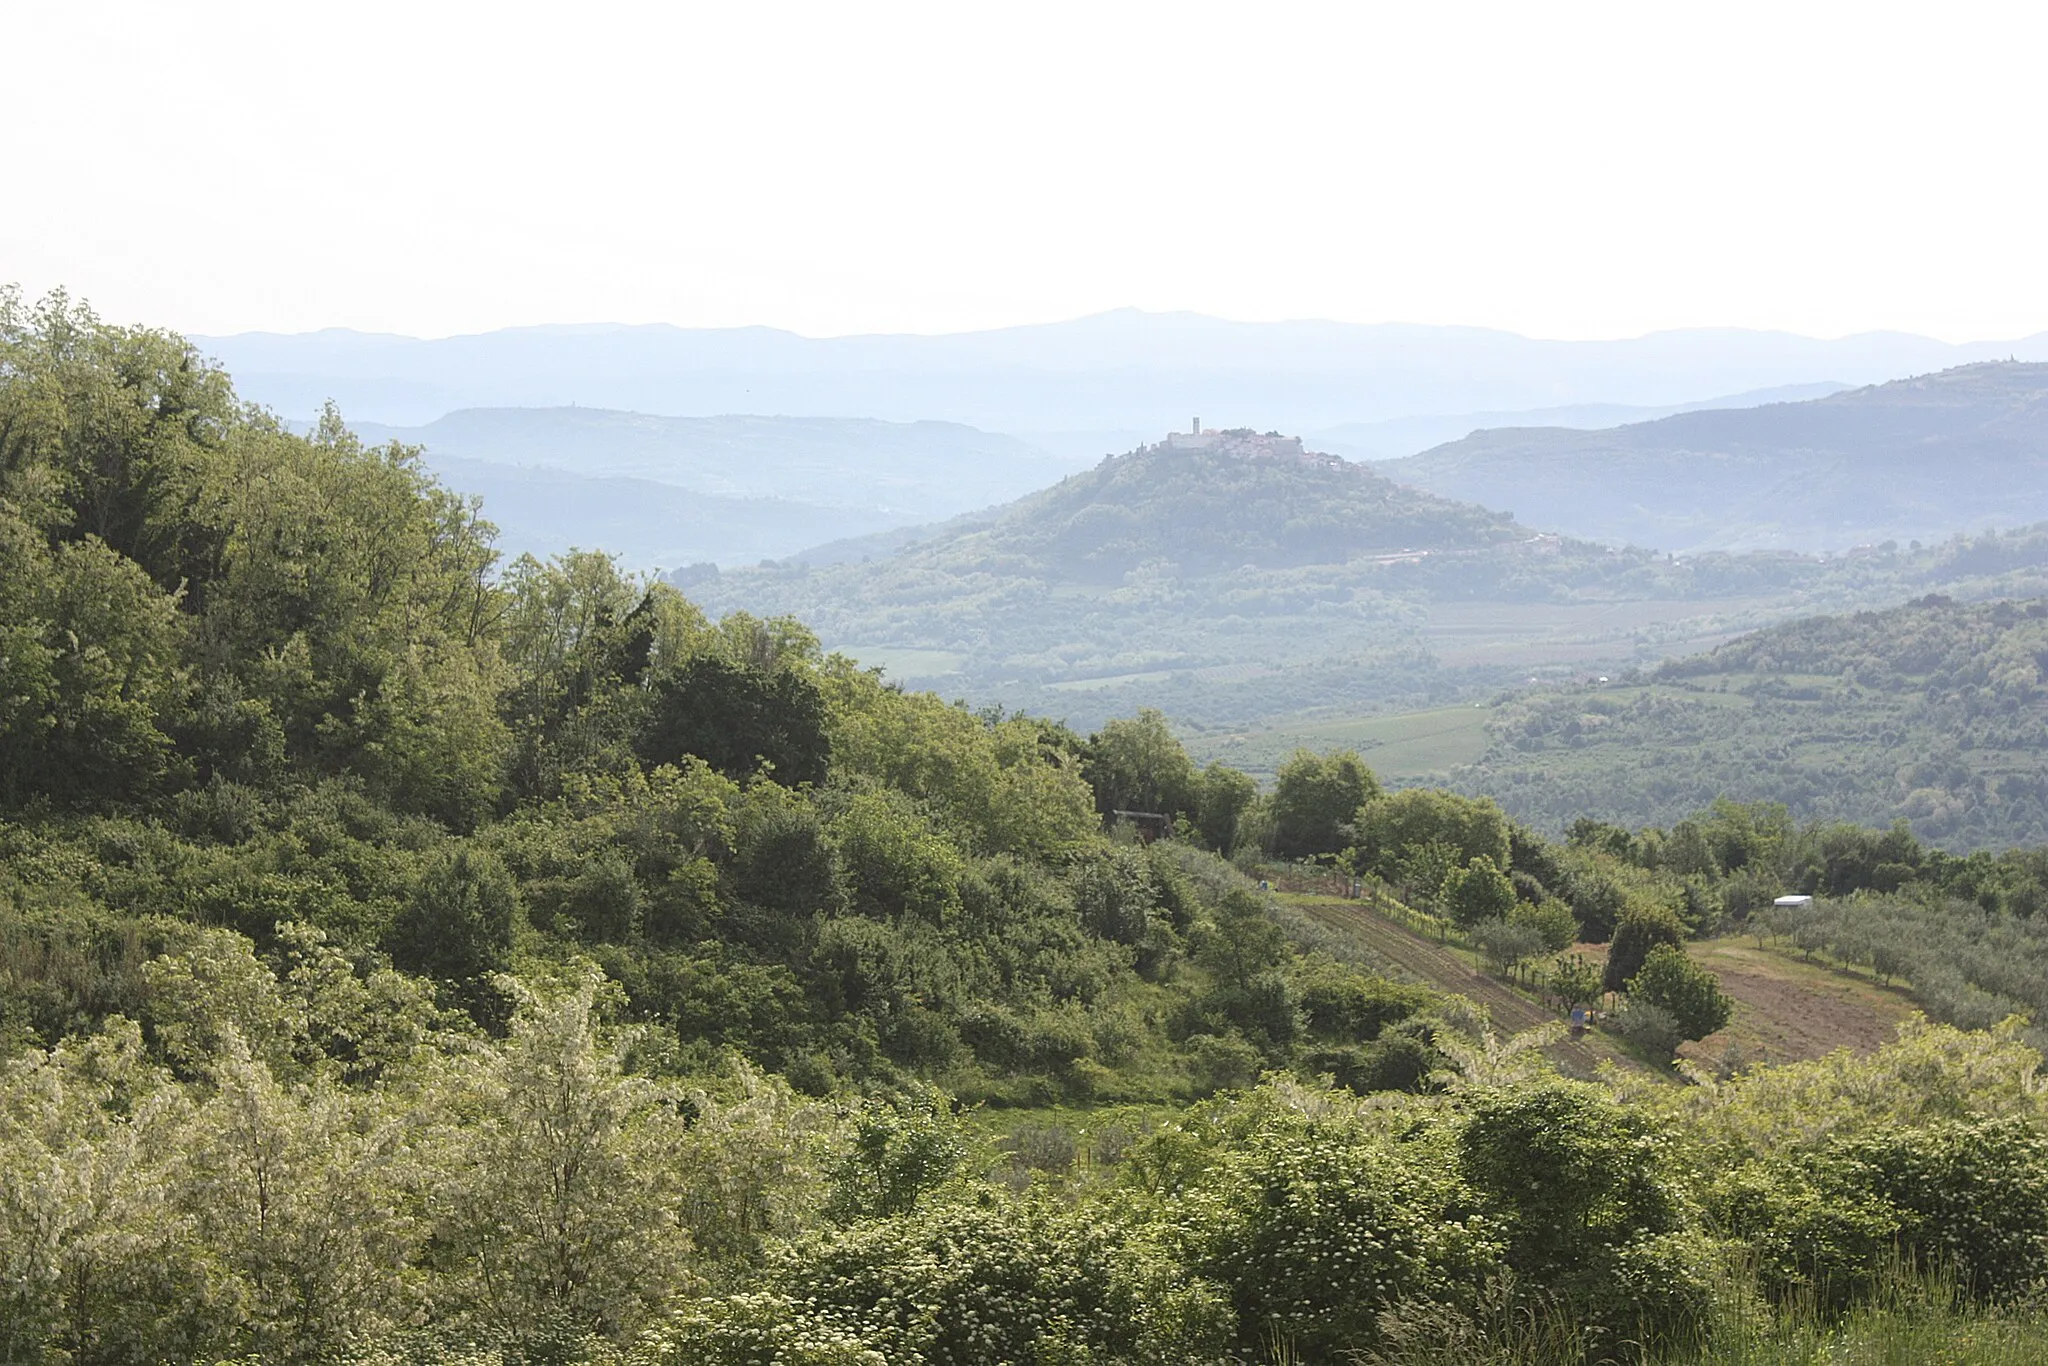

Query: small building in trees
1110;809;1172;843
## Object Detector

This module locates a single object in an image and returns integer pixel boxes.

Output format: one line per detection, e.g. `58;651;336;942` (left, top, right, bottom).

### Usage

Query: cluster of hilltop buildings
1161;420;1342;467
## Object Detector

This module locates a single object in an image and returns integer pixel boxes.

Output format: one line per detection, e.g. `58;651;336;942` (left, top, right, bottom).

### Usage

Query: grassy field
832;644;966;682
1200;704;1498;782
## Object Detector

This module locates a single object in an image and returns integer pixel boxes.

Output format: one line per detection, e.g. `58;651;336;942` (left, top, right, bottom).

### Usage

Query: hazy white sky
12;0;2047;341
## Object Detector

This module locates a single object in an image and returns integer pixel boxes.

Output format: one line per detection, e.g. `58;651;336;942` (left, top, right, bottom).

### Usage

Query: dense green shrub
1627;944;1734;1041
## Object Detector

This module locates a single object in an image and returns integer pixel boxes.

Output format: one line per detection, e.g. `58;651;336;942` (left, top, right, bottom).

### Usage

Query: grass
1678;938;1920;1071
1359;1264;2048;1365
1201;704;1498;782
833;644;965;681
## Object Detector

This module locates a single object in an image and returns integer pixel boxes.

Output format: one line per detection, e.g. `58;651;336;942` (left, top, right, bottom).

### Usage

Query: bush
1603;903;1687;992
1708;1159;1903;1306
1582;1230;1722;1355
1626;944;1733;1041
1201;1118;1503;1357
1184;1033;1263;1095
779;1195;1171;1365
1296;967;1430;1043
1509;897;1578;952
1458;1082;1681;1280
635;1292;886;1365
1347;1033;1434;1094
1832;1117;2048;1301
1443;857;1518;929
1611;998;1683;1058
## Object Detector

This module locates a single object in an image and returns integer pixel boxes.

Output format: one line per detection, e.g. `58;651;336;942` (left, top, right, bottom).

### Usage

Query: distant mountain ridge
348;409;1068;569
1307;382;1851;462
198;310;2048;431
1382;362;2048;553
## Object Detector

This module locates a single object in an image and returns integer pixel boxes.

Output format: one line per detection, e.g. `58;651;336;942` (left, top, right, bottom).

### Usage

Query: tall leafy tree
1083;708;1198;821
1266;749;1380;859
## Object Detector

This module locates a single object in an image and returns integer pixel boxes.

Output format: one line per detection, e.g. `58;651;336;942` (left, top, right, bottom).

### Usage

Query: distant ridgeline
1385;361;2048;553
1458;595;2048;849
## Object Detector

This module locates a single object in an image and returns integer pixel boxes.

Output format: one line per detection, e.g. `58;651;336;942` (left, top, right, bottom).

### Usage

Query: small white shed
1773;895;1815;911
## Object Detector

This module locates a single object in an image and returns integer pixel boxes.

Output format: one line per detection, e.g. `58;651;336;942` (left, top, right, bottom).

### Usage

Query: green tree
0;520;184;809
437;970;697;1347
1442;856;1517;929
729;790;840;917
828;1086;962;1219
387;847;521;1021
831;791;966;926
640;653;831;787
1192;889;1288;991
1266;749;1380;860
1083;708;1198;821
180;1035;417;1362
1625;944;1732;1042
1603;902;1687;993
1510;897;1579;952
1551;954;1604;1010
1195;761;1258;853
1353;788;1512;881
0;1019;209;1363
1472;918;1545;978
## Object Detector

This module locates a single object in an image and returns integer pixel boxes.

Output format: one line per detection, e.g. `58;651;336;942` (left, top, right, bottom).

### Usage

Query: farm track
1283;895;1640;1077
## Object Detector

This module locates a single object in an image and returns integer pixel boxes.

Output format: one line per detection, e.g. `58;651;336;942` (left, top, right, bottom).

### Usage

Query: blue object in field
1259;880;1270;892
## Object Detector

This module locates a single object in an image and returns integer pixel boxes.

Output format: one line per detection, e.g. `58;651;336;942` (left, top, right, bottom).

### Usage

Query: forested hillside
1386;362;2048;552
1460;595;2048;848
15;289;2048;1363
685;434;1568;720
695;421;2048;737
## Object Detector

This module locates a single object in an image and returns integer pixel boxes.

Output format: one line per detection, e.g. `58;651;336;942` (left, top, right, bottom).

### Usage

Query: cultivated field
1282;891;1922;1080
